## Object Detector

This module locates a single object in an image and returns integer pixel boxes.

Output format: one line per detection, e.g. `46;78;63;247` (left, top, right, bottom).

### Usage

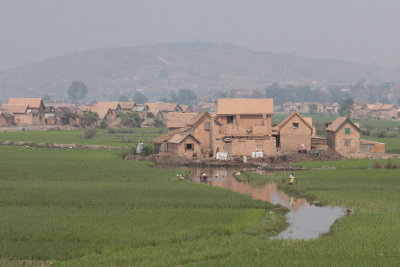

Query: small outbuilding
167;133;201;159
326;117;360;156
276;111;313;153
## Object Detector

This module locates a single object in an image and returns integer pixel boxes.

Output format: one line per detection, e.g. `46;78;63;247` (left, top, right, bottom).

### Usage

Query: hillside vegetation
1;42;398;101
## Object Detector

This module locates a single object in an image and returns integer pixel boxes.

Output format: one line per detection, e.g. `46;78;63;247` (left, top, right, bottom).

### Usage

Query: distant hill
1;42;400;101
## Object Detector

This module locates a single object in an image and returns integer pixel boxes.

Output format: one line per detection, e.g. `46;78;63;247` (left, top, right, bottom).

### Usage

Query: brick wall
279;115;312;152
333;121;360;156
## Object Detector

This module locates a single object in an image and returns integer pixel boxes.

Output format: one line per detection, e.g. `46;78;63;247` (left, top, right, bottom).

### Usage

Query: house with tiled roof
180;105;193;113
0;112;14;127
119;102;136;113
326;117;360;156
274;112;314;153
153;112;221;158
0;98;45;125
214;98;276;157
146;102;183;118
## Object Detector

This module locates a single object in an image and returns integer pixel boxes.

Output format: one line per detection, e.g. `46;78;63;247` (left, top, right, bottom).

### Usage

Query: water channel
160;165;349;240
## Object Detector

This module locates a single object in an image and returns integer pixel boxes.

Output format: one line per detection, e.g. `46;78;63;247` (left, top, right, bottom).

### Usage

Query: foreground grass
1;147;400;266
0;146;280;265
0;128;164;147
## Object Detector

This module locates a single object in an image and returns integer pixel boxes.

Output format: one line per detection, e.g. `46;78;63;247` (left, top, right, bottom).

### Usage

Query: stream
160;165;349;240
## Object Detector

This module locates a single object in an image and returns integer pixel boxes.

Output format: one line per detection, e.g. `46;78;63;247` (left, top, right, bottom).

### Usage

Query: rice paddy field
0;128;164;147
1;145;400;266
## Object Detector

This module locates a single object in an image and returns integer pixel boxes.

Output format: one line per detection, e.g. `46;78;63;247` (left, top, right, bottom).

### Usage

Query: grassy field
0;128;164;147
1;146;400;266
0;146;284;266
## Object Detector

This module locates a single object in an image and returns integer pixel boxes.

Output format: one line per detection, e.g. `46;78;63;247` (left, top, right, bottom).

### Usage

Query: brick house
146;102;183;118
180;105;193;113
276;112;313;153
154;112;220;158
0;112;14;127
214;98;276;157
1;98;45;125
94;102;122;121
166;133;201;159
326;117;360;156
380;104;398;119
119;102;137;113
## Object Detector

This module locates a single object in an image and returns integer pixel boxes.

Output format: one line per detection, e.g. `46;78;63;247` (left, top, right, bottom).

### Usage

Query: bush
82;128;97;139
153;118;164;128
141;144;154;157
385;159;398;169
372;160;384;169
361;129;370;136
100;120;108;129
107;128;116;134
119;150;129;159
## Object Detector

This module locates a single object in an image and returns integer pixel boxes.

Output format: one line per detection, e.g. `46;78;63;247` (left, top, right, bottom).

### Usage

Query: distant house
146;102;183;118
119;102;136;113
0;98;45;125
44;106;58;125
275;112;313;153
325;103;340;114
326;117;360;156
0;112;14;127
94;102;122;121
351;103;398;120
303;102;324;113
180;105;193;113
166;112;199;130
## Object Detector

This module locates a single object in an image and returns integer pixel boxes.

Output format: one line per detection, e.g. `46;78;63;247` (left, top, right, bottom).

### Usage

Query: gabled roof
326;117;360;133
166;112;198;128
86;106;112;119
217;98;273;115
119;102;136;110
0;111;14;118
95;102;121;111
152;126;192;144
381;104;397;110
0;104;29;114
167;133;200;144
8;98;43;109
146;102;182;115
180;105;192;112
277;111;312;130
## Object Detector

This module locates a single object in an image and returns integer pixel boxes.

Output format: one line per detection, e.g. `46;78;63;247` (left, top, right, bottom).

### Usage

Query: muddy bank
148;150;343;170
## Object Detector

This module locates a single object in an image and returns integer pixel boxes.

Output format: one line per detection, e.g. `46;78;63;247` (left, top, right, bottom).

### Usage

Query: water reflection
190;167;348;240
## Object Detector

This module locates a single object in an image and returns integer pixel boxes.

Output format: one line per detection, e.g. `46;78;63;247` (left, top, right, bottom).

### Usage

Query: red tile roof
217;98;273;115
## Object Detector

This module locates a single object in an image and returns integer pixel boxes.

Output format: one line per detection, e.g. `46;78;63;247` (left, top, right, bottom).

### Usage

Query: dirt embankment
146;150;344;170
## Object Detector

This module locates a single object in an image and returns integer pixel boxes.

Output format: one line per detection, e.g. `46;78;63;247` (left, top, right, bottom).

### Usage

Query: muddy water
189;167;348;240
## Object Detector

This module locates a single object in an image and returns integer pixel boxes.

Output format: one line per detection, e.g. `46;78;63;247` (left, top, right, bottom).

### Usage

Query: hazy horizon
1;0;400;72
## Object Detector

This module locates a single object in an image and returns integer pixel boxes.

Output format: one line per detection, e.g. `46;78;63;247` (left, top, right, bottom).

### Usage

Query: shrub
100;120;108;129
119;150;129;159
385;159;398;169
107;128;116;134
154;118;164;128
372;160;383;169
361;129;370;136
141;144;154;157
82;128;97;139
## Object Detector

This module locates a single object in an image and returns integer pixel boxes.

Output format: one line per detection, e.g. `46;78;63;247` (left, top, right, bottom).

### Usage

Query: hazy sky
1;0;400;71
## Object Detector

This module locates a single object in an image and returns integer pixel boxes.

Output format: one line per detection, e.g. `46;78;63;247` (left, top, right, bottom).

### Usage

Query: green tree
118;95;129;102
121;111;142;127
309;104;318;114
42;95;52;103
339;98;354;117
133;92;149;104
153;118;164;128
82;111;99;127
67;81;88;103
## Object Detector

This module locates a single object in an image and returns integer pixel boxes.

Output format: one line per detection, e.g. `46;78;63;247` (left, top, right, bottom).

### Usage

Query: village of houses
1;97;399;162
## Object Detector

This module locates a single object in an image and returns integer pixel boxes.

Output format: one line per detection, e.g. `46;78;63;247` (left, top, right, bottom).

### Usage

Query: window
344;139;351;147
292;123;299;129
186;143;193;150
204;121;210;131
345;128;350;134
227;116;234;124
